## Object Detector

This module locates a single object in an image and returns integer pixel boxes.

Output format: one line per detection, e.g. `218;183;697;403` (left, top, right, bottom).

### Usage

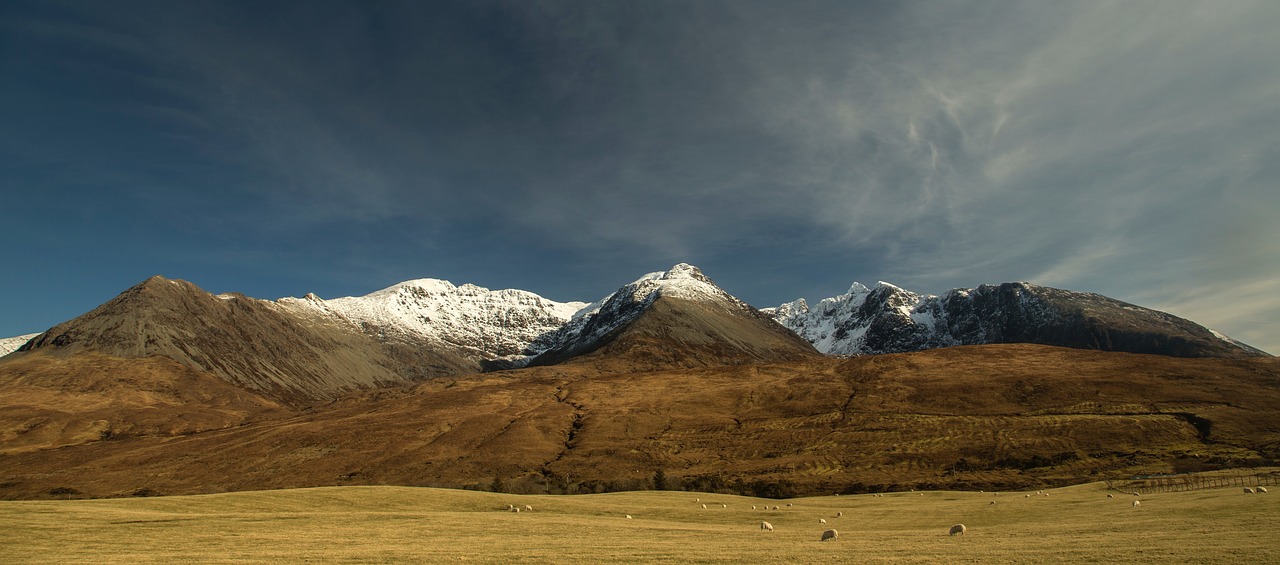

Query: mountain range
0;264;1274;499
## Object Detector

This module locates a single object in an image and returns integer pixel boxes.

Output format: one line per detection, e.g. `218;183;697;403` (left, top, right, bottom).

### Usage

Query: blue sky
2;1;1277;353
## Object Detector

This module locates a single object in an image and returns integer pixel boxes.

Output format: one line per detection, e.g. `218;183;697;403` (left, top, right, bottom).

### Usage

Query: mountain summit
530;263;821;369
767;281;1267;358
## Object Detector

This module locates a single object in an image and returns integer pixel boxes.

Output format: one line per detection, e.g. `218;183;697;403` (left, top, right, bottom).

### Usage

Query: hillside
16;276;476;405
1;344;1276;499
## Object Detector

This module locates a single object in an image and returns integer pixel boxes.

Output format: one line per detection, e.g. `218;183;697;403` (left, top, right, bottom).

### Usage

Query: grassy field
1;482;1277;564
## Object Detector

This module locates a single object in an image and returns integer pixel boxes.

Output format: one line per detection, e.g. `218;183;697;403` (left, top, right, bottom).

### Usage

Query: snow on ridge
0;333;39;356
278;278;588;360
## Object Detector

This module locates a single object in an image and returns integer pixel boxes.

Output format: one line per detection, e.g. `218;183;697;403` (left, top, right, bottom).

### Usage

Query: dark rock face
770;281;1268;359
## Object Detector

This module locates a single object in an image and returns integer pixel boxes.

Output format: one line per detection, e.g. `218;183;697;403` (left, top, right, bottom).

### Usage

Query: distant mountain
278;279;586;368
530;264;821;370
766;281;1268;358
16;276;475;405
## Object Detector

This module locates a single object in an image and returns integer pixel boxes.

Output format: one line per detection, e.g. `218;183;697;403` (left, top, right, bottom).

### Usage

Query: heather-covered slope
2;344;1277;499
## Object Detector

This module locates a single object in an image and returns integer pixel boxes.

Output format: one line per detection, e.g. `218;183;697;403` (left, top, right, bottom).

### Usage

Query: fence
1107;471;1280;495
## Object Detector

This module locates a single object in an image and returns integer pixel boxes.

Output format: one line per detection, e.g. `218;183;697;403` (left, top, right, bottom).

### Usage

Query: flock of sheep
498;484;1270;542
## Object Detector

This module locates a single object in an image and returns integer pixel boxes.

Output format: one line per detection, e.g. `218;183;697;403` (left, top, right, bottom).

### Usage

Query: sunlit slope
2;344;1276;499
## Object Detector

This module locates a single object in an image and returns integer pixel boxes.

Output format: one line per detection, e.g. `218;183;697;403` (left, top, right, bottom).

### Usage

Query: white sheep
702;504;708;509
989;501;996;505
786;503;793;507
525;505;533;512
752;505;757;510
1025;494;1030;498
836;512;843;518
722;504;727;509
626;515;632;519
695;498;700;502
507;504;514;511
512;507;520;513
1107;494;1114;498
819;518;827;524
820;529;839;542
1244;487;1255;494
949;524;967;536
1132;500;1140;507
1258;487;1269;493
773;506;780;510
761;521;774;531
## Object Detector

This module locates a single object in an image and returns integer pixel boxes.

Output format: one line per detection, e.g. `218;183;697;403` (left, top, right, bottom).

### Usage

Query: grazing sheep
1037;491;1042;495
512;507;520;513
626;515;632;519
819;518;827;524
1258;487;1269;493
836;512;843;518
989;501;996;505
507;504;514;511
949;524;967;536
702;504;708;509
820;529;839;542
525;505;533;512
1107;494;1114;498
1132;500;1140;507
773;506;780;510
695;498;700;502
1244;488;1256;494
752;505;757;510
761;521;774;531
1025;494;1030;498
786;503;793;507
919;493;925;496
722;504;727;509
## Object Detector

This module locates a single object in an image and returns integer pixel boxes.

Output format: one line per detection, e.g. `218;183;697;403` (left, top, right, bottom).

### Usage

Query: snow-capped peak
278;279;588;363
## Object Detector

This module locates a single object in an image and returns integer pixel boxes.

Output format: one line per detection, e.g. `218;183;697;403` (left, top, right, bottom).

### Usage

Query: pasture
1;482;1276;563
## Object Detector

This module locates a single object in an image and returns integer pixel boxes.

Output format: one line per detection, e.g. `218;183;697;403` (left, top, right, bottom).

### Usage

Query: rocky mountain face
277;279;586;368
529;264;821;370
16;276;476;405
766;281;1267;358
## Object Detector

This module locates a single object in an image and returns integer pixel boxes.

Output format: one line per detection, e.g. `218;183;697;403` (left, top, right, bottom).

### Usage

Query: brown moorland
1;343;1277;499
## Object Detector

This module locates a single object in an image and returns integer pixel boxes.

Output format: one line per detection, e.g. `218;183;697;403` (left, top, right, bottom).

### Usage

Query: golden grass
2;483;1277;564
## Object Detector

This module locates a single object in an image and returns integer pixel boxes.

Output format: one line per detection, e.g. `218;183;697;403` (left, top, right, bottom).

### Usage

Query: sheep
506;504;514;511
949;524;967;536
1025;494;1030;498
1107;494;1114;498
525;505;533;512
1132;500;1140;507
761;521;774;531
919;493;925;497
512;507;520;513
786;503;793;507
722;504;727;509
819;518;827;524
752;505;757;510
695;498;700;502
836;512;843;518
626;515;632;519
820;529;839;542
773;506;780;510
1244;487;1255;494
1258;487;1269;493
1036;491;1043;495
989;501;996;505
702;504;708;509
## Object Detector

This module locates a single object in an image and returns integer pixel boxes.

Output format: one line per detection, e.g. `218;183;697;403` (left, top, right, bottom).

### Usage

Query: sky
1;1;1277;354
